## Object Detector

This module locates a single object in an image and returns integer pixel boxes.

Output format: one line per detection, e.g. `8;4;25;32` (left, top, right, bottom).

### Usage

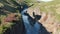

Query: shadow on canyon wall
3;18;26;34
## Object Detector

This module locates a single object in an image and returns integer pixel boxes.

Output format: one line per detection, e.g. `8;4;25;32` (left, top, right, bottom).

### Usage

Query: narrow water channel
21;5;50;34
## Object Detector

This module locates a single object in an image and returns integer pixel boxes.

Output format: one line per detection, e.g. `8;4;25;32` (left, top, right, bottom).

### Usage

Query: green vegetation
0;0;60;34
0;0;22;34
29;0;60;21
39;0;60;21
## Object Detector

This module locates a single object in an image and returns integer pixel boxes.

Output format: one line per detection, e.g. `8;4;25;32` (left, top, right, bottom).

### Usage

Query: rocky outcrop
26;7;60;34
27;6;41;19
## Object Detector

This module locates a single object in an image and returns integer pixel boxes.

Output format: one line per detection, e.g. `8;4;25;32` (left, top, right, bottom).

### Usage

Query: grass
0;15;14;34
29;0;60;21
0;0;60;34
0;3;4;7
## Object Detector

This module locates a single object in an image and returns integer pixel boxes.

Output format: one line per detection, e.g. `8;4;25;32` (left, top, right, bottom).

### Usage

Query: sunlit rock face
27;6;60;34
37;0;53;2
27;7;41;19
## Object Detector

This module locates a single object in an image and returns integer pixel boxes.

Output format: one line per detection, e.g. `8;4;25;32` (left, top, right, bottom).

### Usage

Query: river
21;5;50;34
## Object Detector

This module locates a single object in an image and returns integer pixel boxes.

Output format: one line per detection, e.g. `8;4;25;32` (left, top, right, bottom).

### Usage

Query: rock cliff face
26;7;60;34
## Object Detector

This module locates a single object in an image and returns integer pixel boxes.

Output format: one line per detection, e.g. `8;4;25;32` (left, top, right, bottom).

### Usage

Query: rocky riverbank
26;6;60;34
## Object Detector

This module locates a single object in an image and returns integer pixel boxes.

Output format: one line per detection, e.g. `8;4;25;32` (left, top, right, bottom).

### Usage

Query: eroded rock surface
26;7;60;34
